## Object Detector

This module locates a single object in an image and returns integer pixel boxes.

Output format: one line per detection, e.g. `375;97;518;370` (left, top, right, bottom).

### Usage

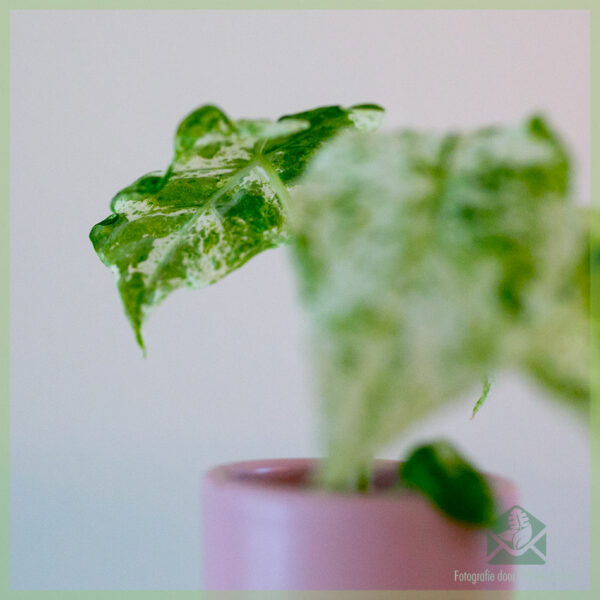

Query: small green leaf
471;377;492;419
90;104;384;348
400;441;496;526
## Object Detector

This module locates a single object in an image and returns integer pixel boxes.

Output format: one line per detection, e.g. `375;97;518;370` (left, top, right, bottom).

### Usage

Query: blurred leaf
291;116;590;488
400;441;496;526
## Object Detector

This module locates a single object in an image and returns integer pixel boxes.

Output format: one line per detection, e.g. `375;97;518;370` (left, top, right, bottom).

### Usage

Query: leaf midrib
145;151;289;294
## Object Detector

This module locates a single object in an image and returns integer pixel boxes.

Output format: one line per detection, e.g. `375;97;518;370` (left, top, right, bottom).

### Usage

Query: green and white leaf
290;116;590;489
90;104;384;348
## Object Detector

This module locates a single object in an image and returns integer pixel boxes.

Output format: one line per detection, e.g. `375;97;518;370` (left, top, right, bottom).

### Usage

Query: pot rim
203;457;517;511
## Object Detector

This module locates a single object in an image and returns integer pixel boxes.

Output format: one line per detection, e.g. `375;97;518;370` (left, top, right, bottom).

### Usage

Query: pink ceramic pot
203;458;518;591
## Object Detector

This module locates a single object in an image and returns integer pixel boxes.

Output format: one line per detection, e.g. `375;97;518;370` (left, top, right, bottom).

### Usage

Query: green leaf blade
400;441;496;527
90;104;384;347
266;104;385;183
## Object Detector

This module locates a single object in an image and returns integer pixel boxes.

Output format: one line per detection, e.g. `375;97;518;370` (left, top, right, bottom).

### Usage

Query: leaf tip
350;102;385;112
471;377;492;420
348;103;386;131
135;328;147;356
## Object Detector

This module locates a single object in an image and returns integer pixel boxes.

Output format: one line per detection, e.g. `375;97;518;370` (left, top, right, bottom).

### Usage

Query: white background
10;10;590;589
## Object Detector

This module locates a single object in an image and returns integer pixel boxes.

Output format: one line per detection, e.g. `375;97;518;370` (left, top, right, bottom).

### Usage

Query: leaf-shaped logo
487;504;546;564
502;507;533;550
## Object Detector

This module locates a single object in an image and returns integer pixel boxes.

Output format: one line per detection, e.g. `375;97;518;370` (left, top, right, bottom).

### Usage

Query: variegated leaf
90;104;384;348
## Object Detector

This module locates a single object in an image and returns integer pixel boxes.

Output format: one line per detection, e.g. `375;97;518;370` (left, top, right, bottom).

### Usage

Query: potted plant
90;104;591;591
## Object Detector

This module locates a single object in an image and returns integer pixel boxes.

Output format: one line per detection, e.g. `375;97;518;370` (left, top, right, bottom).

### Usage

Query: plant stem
356;463;372;493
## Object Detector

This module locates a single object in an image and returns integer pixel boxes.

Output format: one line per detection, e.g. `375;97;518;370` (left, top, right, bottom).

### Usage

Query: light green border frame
2;2;596;599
